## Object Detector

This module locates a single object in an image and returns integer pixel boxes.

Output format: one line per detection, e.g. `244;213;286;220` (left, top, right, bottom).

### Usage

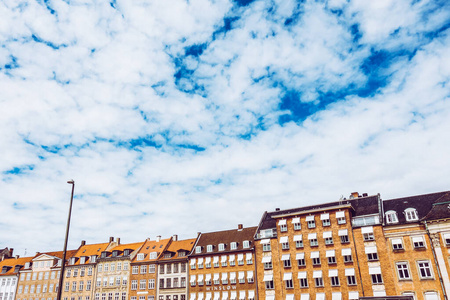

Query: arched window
404;208;419;222
385;211;399;224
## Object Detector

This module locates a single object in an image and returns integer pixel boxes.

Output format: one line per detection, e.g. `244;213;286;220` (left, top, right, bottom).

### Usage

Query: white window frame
396;262;411;280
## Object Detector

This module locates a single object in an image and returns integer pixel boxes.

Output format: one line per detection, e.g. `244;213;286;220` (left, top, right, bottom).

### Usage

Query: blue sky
1;0;450;255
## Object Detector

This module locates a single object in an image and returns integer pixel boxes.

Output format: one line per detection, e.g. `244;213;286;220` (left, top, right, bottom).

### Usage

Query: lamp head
67;179;74;184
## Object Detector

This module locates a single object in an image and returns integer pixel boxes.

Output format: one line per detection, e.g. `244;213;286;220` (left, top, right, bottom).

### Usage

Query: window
345;268;356;285
292;217;301;230
72;282;77;292
246;253;253;264
198;275;204;286
88;267;93;276
329;270;339;286
323;232;333;245
418;260;433;279
160;279;165;289
131;280;137;290
424;292;439;300
230;242;237;250
392;238;404;250
137;254;144;261
66;270;71;277
296;253;305;266
294;235;303;248
311;252;320;265
264;275;274;289
365;246;378;261
279;220;287;232
396;262;411;280
362;226;375;241
298;272;308;287
140;265;147;274
308;233;318;246
228;255;235;266
412;236;425;249
149;252;157;259
139;280;146;290
221;256;227;267
207;245;213;252
237;255;244;266
79;281;83;291
132;266;139;274
213;256;220;267
262;256;272;270
149;264;155;273
369;267;383;284
148;279;154;289
166;278;171;288
336;211;346;224
247;271;254;283
338;229;349;243
282;255;291;268
190;276;196;287
342;248;352;262
221;273;228;285
262;242;271;252
385;210;399;224
443;233;450;246
166;264;172;274
313;271;323;287
218;243;225;251
173;278;179;287
122;276;127;286
326;250;336;264
195;246;202;254
280;236;289;249
306;216;315;228
181;277;186;287
321;213;330;226
86;280;91;291
104;263;109;272
284;273;293;289
405;208;419;221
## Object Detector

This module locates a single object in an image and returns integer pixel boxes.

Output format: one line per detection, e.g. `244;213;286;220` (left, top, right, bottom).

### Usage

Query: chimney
81;240;86;246
156;235;161;242
9;248;13;257
350;192;359;199
362;193;368;197
116;238;120;244
275;208;280;211
15;255;19;259
109;237;114;243
238;224;243;230
172;235;178;241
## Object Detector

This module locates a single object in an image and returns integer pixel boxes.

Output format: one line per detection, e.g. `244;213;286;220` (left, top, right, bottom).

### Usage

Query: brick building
156;236;196;300
129;237;171;300
188;225;257;300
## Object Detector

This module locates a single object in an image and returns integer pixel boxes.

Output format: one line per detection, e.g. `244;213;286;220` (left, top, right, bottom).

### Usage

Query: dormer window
101;252;108;258
25;262;30;269
112;250;119;257
90;256;97;263
405;208;419;222
70;257;76;265
80;257;86;264
149;252;158;259
230;242;237;250
218;243;225;251
123;249;131;256
207;245;213;253
137;253;144;261
178;251;186;257
386;211;399;224
164;253;172;259
243;241;250;248
195;246;202;254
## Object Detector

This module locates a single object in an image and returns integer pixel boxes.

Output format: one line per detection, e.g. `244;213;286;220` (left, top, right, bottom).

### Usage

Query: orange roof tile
159;238;196;261
131;238;171;262
0;256;34;276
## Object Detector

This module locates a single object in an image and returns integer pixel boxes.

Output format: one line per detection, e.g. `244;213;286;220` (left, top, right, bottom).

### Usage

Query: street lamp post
56;180;75;300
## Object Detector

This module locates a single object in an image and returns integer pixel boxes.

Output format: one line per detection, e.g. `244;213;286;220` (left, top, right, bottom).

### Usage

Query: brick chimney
116;237;120;244
238;224;243;230
109;237;114;243
173;235;178;241
81;240;86;246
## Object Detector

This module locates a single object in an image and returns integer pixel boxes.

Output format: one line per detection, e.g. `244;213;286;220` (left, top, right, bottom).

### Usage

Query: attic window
404;208;419;222
136;253;144;261
207;245;213;253
124;249;131;256
149;252;158;259
164;253;172;259
243;241;250;248
230;242;237;250
218;244;225;251
385;211;399;224
178;251;186;257
195;246;202;254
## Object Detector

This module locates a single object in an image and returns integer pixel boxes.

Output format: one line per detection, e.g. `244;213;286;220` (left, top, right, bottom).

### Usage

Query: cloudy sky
1;0;450;256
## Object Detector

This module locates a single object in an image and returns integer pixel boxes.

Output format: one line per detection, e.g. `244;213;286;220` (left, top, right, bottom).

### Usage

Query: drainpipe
424;220;448;300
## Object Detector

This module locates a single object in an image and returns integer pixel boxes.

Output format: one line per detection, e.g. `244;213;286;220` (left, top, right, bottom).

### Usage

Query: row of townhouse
2;190;450;300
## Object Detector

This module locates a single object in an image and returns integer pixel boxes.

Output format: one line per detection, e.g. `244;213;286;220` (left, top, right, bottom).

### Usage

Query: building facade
188;225;257;300
1;255;33;300
156;236;196;300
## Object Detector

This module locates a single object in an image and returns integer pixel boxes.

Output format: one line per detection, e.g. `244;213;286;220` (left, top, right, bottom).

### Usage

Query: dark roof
422;192;450;221
256;195;379;234
383;191;450;225
189;226;257;257
350;195;380;216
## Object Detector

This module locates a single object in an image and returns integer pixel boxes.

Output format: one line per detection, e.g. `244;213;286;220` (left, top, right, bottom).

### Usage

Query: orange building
188;225;257;300
156;236;196;300
129;236;171;300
